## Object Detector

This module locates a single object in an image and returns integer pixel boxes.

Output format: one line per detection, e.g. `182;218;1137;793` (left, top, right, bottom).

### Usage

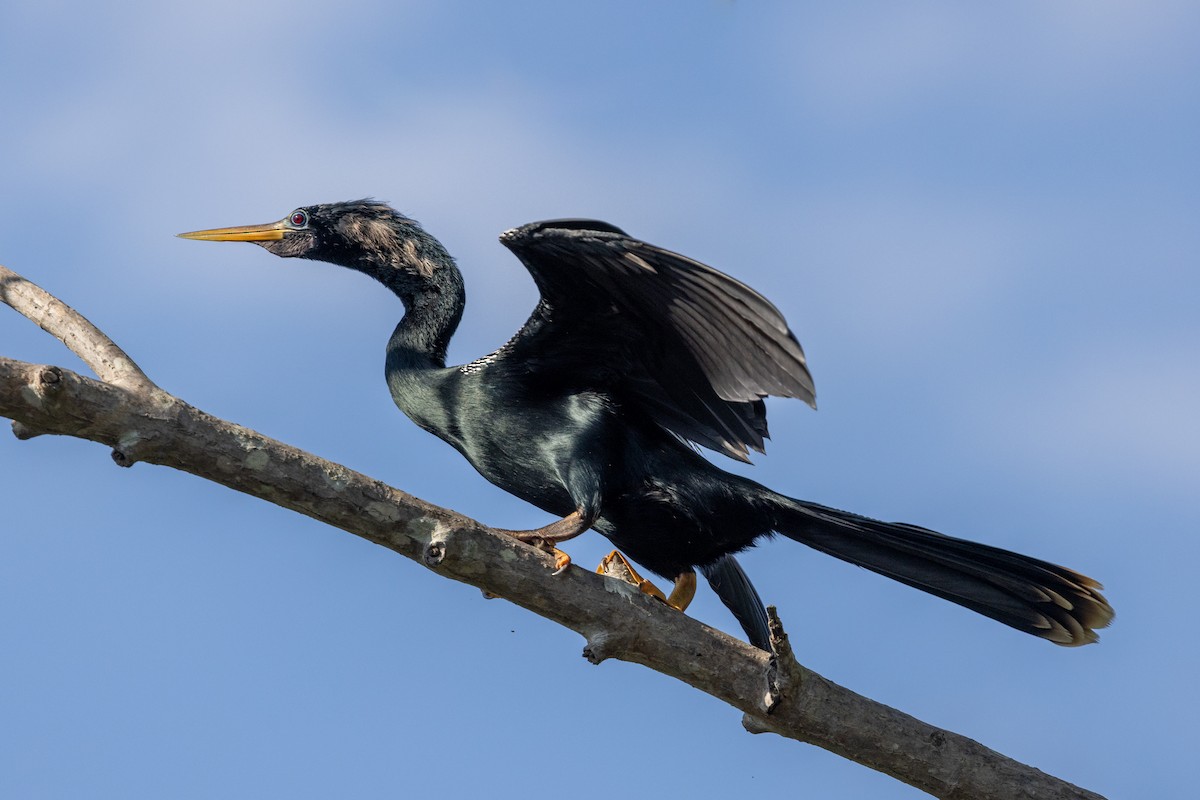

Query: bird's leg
597;551;697;612
666;569;697;611
495;509;590;575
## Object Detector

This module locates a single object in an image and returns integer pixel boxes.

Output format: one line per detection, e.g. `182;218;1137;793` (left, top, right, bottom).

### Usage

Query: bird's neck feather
330;222;465;419
383;278;464;434
383;268;465;373
341;225;462;370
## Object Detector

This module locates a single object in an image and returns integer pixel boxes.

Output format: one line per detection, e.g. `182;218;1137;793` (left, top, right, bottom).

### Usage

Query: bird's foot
515;537;573;575
597;551;666;600
597;551;697;612
496;509;589;575
549;546;572;575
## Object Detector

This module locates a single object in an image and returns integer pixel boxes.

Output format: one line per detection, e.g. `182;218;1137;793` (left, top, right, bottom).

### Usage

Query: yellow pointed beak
177;220;289;242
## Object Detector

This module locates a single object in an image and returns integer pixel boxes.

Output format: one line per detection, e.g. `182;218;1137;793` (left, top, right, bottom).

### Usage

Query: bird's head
179;200;454;295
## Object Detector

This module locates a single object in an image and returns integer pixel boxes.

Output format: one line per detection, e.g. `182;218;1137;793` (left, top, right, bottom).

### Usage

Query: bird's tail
701;555;772;650
769;495;1114;645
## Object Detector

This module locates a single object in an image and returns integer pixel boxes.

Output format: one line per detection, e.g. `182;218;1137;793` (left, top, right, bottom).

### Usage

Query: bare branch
0;264;158;393
0;267;1107;800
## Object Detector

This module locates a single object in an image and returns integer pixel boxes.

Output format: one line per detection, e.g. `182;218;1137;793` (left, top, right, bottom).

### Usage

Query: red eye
290;210;308;226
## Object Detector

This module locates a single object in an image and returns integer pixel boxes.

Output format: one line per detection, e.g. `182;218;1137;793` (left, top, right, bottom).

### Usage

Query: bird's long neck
385;275;464;372
381;265;465;436
370;230;466;396
323;215;466;429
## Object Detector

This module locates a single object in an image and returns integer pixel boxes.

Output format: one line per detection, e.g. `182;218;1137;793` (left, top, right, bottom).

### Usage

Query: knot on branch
23;365;64;406
741;715;781;736
742;608;804;735
12;421;45;440
39;366;63;388
761;606;802;714
423;541;446;566
420;520;453;568
111;431;155;468
7;365;66;439
578;628;638;666
582;629;628;665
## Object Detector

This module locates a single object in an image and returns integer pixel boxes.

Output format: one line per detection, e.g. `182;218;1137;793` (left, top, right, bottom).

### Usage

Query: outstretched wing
495;219;815;462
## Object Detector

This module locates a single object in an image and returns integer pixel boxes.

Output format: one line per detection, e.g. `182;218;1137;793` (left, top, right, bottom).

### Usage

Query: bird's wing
496;220;815;462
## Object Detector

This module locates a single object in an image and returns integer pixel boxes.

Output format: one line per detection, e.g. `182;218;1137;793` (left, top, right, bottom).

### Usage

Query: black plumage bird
180;200;1113;649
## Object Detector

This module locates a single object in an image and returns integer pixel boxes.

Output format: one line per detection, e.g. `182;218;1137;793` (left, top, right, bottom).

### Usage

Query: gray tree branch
0;264;1105;800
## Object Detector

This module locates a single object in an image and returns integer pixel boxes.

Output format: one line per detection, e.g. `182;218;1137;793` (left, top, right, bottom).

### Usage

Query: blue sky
1;2;1196;797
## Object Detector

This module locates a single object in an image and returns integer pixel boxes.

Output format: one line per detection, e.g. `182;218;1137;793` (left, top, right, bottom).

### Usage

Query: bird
179;199;1113;649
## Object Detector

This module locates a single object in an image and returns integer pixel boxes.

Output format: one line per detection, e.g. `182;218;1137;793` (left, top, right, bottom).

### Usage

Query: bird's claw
596;551;696;612
528;536;572;575
495;510;587;576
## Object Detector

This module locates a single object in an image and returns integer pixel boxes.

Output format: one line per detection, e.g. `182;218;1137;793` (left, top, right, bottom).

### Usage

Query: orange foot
551;547;571;575
597;551;697;611
495;509;591;576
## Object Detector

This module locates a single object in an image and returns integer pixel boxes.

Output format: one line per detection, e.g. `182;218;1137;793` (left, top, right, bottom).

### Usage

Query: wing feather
497;220;815;460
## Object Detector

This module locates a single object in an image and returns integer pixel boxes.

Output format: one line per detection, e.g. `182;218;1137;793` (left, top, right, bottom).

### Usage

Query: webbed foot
597;551;697;611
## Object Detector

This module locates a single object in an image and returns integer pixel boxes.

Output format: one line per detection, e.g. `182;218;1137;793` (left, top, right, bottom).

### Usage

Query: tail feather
774;498;1113;646
701;555;771;650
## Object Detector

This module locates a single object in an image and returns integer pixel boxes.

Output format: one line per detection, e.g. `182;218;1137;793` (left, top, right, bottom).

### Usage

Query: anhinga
180;200;1113;649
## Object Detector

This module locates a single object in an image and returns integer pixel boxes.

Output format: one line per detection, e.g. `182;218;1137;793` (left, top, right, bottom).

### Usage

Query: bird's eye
289;210;309;227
